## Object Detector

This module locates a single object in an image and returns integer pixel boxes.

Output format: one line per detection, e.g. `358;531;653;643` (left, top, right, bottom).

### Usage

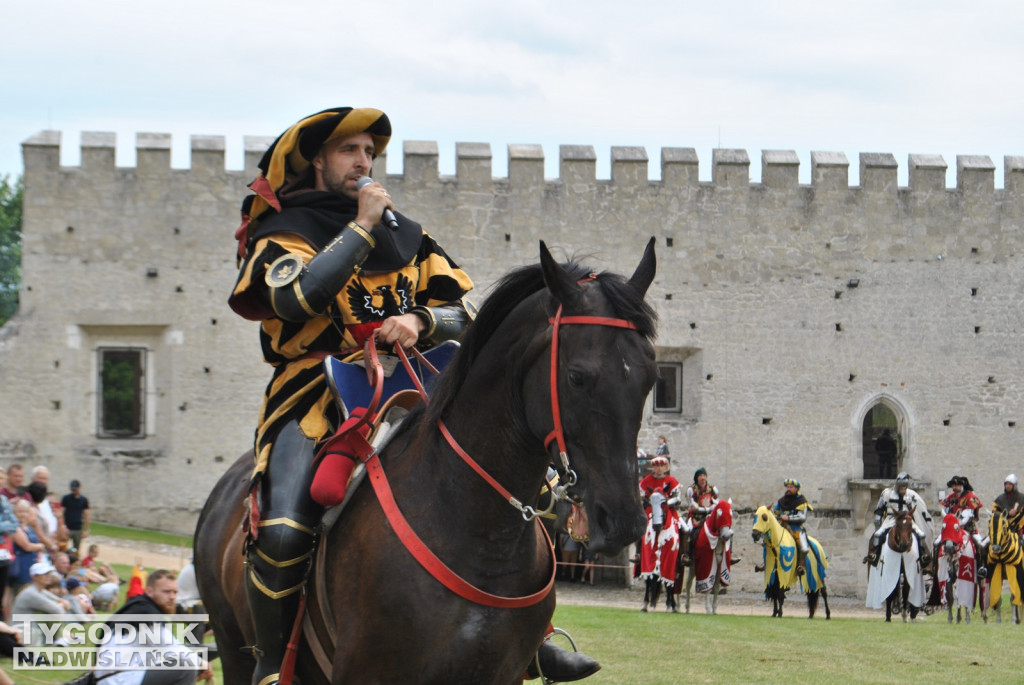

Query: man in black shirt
60;480;90;553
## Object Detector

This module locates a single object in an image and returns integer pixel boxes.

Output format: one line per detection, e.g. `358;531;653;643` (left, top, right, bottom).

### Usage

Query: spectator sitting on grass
82;543;121;584
65;577;95;615
92;579;122;613
11;561;70;645
69;553;109;585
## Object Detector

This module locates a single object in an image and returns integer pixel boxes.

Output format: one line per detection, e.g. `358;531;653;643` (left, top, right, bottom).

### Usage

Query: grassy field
7;601;1024;683
88;522;192;548
5;525;1024;683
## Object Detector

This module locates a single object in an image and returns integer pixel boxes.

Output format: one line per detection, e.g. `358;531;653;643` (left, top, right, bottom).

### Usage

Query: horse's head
528;239;659;553
707;499;734;542
887;509;915;554
751;505;772;543
990;509;1010;556
940;513;963;559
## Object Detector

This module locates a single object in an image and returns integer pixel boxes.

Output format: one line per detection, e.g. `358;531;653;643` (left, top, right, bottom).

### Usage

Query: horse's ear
627;237;657;297
539;240;583;308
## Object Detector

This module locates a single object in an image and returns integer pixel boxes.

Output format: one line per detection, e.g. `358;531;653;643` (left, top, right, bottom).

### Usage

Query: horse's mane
419;258;658;426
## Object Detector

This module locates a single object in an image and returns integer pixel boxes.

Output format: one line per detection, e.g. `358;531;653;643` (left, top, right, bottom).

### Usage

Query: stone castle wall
2;129;1023;595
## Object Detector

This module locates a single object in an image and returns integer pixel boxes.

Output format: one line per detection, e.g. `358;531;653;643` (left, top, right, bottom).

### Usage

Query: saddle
294;342;458;680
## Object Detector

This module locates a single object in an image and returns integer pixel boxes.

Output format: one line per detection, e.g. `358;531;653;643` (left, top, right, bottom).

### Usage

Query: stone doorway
861;403;902;479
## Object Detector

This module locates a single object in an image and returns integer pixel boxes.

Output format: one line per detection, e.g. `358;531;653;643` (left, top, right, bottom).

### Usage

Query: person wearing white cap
11;561;69;645
994;474;1024;539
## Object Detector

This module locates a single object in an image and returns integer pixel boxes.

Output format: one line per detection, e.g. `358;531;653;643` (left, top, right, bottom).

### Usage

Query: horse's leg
651;580;662;612
684;566;693;614
947;577;954;624
807;590;818;619
194;453;257;685
821;586;830;620
641;579;651;612
666;582;678;613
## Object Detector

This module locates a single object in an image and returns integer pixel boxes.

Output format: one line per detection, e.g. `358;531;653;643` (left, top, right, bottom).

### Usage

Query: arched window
861;402;903;479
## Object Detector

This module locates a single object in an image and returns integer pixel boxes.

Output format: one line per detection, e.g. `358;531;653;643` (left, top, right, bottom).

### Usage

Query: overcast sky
3;1;1022;186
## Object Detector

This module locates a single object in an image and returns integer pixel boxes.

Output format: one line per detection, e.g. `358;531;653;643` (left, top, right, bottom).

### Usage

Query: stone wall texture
3;130;1024;596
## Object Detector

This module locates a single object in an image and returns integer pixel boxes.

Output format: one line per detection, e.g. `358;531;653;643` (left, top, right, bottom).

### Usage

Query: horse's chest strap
364;453;555;608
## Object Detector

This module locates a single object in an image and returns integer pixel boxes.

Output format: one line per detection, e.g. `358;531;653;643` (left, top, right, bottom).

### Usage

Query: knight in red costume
638;456;683;610
941;476;983;533
681;467;718;564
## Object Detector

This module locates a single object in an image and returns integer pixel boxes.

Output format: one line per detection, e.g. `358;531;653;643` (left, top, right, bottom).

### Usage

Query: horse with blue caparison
751;505;830;619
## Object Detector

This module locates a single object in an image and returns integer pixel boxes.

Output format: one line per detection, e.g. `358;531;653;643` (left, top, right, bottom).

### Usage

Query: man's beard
320;165;358;201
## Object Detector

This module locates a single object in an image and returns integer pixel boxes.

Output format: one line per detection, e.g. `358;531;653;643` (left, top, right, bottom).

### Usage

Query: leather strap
365;452;555;608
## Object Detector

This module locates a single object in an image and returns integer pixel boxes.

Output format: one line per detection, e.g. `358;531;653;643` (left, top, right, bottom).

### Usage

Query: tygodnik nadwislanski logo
11;613;209;672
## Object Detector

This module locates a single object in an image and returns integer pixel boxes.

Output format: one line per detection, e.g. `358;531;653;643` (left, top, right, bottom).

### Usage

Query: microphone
356;176;400;230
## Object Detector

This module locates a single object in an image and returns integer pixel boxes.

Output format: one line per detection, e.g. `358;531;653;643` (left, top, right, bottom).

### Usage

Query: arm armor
873;491;888;519
266;222;375;322
787;509;808;525
410;303;472;345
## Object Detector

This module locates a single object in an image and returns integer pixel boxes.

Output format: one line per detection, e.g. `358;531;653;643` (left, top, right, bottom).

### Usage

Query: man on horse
638;456;683;609
640;457;682;515
681;467;718;564
940;475;984;543
993;474;1024;540
228;107;599;684
228;106;475;684
773;478;812;576
865;472;933;569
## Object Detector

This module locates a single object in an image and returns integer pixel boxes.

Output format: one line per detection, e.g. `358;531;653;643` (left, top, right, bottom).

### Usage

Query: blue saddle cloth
323;341;459;415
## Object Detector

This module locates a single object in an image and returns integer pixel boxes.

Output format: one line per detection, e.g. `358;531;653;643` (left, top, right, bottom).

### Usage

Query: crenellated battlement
22;130;1024;195
10;127;1024;598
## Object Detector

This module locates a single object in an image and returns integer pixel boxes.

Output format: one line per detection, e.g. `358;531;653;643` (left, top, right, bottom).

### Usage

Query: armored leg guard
790;531;809;575
915;531;932;569
246;421;323;685
864;534;882;565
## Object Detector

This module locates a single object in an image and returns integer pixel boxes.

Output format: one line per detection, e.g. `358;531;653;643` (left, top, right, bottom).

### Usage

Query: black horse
194;240;658;684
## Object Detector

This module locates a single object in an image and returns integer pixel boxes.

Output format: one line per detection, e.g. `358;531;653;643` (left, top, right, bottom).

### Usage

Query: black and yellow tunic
229;190;474;481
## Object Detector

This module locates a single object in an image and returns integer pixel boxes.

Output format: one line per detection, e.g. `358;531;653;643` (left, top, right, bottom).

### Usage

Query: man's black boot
528;641;601;681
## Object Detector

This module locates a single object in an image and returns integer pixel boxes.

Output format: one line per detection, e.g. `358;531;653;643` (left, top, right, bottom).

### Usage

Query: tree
0;174;22;326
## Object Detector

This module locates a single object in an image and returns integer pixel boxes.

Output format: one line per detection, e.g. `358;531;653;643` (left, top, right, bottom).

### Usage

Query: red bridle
360;291;642;607
543;303;639;491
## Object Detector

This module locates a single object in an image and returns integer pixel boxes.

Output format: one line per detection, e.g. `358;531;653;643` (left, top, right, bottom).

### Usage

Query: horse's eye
568;370;585;387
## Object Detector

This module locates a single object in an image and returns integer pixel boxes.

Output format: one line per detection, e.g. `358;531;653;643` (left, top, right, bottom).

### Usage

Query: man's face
785;484;798;496
652;463;667;477
313;132;375;198
33;469;49;487
952;484;963;495
697;475;707;488
897;485;908;496
8;467;23;487
1006;482;1015;494
54;555;70;574
146;577;179;614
